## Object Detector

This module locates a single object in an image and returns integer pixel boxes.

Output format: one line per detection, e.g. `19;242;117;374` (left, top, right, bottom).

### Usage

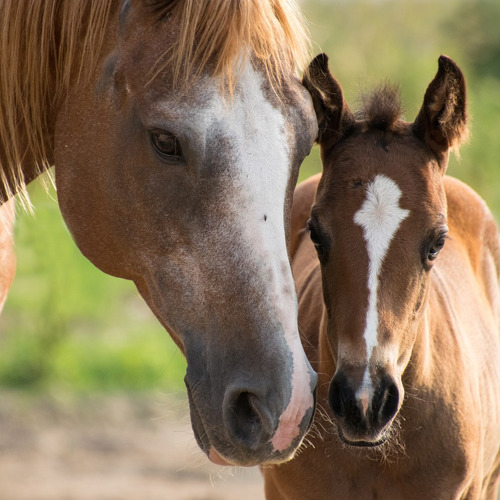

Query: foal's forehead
325;131;438;192
315;130;448;233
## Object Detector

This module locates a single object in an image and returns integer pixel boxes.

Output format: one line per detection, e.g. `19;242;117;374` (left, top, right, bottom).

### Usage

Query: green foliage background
1;0;499;393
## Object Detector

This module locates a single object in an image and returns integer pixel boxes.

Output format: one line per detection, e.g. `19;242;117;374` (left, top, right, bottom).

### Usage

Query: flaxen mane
0;0;114;207
0;0;310;205
149;0;310;92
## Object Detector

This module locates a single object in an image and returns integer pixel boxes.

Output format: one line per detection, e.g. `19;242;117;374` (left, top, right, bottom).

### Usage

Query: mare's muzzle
185;353;317;466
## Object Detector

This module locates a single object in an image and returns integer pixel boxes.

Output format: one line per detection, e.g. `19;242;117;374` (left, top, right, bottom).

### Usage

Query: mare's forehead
141;64;286;129
116;6;316;142
132;61;315;157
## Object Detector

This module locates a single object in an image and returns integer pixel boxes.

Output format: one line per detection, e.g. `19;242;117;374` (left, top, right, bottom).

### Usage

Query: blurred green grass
299;0;500;221
0;181;187;393
1;0;499;393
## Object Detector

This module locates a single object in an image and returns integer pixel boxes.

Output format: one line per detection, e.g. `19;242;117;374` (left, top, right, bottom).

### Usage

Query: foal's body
264;56;500;498
265;174;500;499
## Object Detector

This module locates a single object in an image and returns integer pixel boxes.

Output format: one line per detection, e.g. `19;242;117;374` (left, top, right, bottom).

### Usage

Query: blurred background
0;1;499;498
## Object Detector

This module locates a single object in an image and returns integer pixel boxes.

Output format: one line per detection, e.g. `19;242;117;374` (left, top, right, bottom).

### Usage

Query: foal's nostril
328;371;400;444
373;378;399;425
329;377;343;418
328;372;351;419
224;389;273;449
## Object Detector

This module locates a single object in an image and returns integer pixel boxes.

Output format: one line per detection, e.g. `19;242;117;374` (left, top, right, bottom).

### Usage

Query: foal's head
303;55;468;446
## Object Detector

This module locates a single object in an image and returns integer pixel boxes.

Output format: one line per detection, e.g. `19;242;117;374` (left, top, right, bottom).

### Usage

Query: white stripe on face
228;62;315;453
154;58;315;453
210;61;315;452
354;174;410;393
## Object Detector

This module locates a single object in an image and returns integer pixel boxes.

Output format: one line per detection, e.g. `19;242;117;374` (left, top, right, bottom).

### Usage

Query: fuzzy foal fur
263;55;500;499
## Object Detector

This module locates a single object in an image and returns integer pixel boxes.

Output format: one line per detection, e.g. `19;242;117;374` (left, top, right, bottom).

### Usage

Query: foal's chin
336;425;390;448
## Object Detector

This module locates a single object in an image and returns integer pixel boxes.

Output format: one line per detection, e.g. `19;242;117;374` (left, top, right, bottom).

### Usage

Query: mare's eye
150;130;183;162
307;218;326;257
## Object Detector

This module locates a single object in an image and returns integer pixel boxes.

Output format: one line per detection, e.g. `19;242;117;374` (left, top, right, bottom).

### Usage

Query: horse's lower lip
208;447;233;466
337;427;387;448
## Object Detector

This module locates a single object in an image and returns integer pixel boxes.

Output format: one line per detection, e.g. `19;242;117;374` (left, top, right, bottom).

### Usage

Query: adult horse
0;0;319;467
263;55;500;498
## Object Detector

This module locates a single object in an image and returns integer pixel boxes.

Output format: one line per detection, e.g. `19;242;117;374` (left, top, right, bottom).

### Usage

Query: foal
263;55;500;499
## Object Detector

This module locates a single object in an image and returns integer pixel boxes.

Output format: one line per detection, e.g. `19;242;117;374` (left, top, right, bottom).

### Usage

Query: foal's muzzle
328;371;399;446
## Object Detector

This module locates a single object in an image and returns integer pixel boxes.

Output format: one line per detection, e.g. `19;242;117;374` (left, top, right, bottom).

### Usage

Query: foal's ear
302;53;355;148
413;55;468;169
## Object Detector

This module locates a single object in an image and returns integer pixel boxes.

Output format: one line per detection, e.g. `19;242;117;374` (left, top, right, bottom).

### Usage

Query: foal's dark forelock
355;84;405;132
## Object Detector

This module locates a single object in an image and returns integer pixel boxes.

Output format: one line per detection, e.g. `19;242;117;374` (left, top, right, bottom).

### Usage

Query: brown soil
0;392;264;500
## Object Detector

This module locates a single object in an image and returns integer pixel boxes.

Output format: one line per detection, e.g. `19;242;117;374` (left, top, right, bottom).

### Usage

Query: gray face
53;6;318;466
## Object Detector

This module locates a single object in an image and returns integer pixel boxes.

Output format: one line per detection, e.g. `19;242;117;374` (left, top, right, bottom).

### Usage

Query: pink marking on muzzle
271;343;314;452
358;388;370;417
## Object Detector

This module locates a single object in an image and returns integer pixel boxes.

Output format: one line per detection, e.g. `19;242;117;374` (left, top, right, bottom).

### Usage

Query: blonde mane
150;0;310;92
0;0;310;206
0;0;114;207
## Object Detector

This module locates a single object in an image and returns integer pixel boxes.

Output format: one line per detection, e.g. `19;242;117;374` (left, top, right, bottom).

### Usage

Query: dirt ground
0;391;265;500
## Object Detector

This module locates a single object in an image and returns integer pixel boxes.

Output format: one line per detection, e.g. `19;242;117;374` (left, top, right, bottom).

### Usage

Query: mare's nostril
224;388;273;449
233;392;261;440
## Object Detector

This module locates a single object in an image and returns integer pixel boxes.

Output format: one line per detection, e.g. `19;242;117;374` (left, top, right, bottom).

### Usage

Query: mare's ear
413;55;468;170
302;53;355;148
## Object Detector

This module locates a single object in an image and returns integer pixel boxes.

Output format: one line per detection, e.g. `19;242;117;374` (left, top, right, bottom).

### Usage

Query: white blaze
211;61;314;452
354;174;409;393
229;63;315;453
150;56;315;458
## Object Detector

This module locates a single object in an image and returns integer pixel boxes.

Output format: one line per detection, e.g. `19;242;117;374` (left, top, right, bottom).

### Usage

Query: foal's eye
150;130;183;162
428;237;446;261
425;229;448;263
307;218;327;258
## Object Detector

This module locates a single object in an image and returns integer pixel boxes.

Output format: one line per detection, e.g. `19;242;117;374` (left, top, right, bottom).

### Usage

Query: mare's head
52;0;318;465
303;54;468;446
